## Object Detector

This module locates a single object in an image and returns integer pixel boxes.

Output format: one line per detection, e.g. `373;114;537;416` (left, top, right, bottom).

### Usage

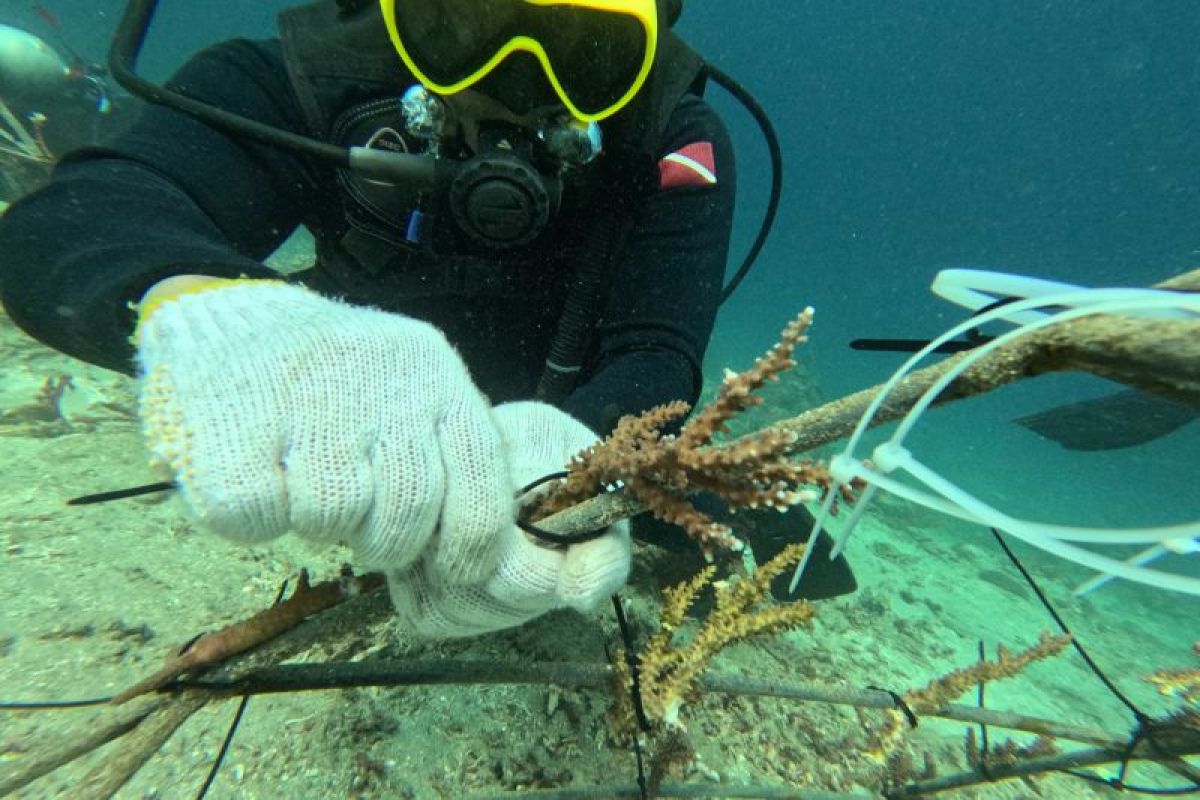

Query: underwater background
1;1;1197;797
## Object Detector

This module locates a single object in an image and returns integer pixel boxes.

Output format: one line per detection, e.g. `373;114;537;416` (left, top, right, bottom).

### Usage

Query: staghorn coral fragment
623;542;817;733
868;632;1072;763
536;308;836;558
1147;667;1200;706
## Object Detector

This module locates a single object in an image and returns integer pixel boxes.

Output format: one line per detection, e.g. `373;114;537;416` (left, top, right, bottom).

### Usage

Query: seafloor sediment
0;238;1194;799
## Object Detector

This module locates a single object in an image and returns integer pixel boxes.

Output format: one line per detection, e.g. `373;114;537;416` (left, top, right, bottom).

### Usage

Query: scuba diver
0;20;125;200
0;0;854;639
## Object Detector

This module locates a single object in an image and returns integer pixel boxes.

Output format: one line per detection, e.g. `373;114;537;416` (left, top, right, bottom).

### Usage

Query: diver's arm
562;94;736;434
0;39;320;373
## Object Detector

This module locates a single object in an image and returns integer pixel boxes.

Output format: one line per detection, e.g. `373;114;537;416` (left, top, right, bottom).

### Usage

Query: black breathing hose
703;63;784;304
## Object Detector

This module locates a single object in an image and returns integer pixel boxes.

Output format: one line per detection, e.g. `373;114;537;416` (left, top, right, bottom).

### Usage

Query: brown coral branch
868;632;1073;763
631;542;817;732
535;308;834;558
1147;667;1200;705
678;310;812;450
111;569;384;704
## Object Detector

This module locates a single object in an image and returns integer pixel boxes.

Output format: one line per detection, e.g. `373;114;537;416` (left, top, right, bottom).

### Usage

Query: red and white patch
657;141;718;190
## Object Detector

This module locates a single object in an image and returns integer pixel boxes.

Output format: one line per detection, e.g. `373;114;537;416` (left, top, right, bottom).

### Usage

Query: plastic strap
790;277;1200;596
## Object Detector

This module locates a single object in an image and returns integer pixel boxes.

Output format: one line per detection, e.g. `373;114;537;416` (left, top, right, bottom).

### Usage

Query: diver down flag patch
658;141;718;189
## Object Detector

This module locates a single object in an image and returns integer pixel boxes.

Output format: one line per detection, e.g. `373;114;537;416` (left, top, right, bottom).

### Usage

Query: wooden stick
76;692;209;799
522;269;1200;541
465;784;880;799
0;696;166;796
0;571;389;796
175;657;1129;751
772;267;1200;454
181;659;1200;796
111;570;385;704
887;738;1200;797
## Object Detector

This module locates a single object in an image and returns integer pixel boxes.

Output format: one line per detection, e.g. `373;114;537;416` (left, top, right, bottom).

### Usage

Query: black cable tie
1114;716;1156;789
516;471;570;497
989;528;1149;718
193;577;289;799
975;639;993;780
67;480;176;505
611;594;652;733
607;594;649;800
177;631;206;656
195;695;250;799
0;696;114;710
866;685;918;728
516;516;611;546
514;471;612;546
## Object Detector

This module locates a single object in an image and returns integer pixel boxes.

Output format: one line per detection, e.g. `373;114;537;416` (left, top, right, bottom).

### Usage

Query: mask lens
388;0;523;86
386;1;653;119
529;6;649;117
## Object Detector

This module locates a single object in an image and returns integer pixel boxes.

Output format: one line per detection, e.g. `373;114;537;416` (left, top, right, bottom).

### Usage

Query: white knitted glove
387;401;631;638
136;279;510;582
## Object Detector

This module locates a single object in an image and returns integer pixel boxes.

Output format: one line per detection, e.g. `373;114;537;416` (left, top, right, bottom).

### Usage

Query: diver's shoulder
178;37;287;79
162;37;294;111
660;92;731;151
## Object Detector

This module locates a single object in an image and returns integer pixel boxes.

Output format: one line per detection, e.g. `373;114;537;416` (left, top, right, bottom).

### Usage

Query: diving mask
379;0;658;122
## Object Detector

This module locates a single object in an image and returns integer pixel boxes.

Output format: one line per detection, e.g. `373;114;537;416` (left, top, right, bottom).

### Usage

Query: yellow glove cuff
134;277;287;344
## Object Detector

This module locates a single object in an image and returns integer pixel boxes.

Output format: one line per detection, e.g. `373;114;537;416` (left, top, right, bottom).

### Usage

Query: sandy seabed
0;244;1195;799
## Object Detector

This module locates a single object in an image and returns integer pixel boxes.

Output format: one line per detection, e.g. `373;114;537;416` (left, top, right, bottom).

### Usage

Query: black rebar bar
885;743;1200;798
466;784;880;799
173;658;1130;749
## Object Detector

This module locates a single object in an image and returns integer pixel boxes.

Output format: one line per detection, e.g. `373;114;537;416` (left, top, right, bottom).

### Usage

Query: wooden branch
176;657;1200;797
174;657;1129;750
1;570;389;797
76;692;208;798
0;696;165;796
887;737;1200;798
111;569;385;704
773;267;1200;455
464;784;880;798
517;269;1200;541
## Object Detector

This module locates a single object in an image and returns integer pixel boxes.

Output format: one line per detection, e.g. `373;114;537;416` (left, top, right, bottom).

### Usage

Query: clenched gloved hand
136;278;511;583
386;401;631;638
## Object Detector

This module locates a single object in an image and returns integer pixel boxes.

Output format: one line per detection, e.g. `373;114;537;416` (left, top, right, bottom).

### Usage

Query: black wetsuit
0;38;855;601
0;39;734;437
